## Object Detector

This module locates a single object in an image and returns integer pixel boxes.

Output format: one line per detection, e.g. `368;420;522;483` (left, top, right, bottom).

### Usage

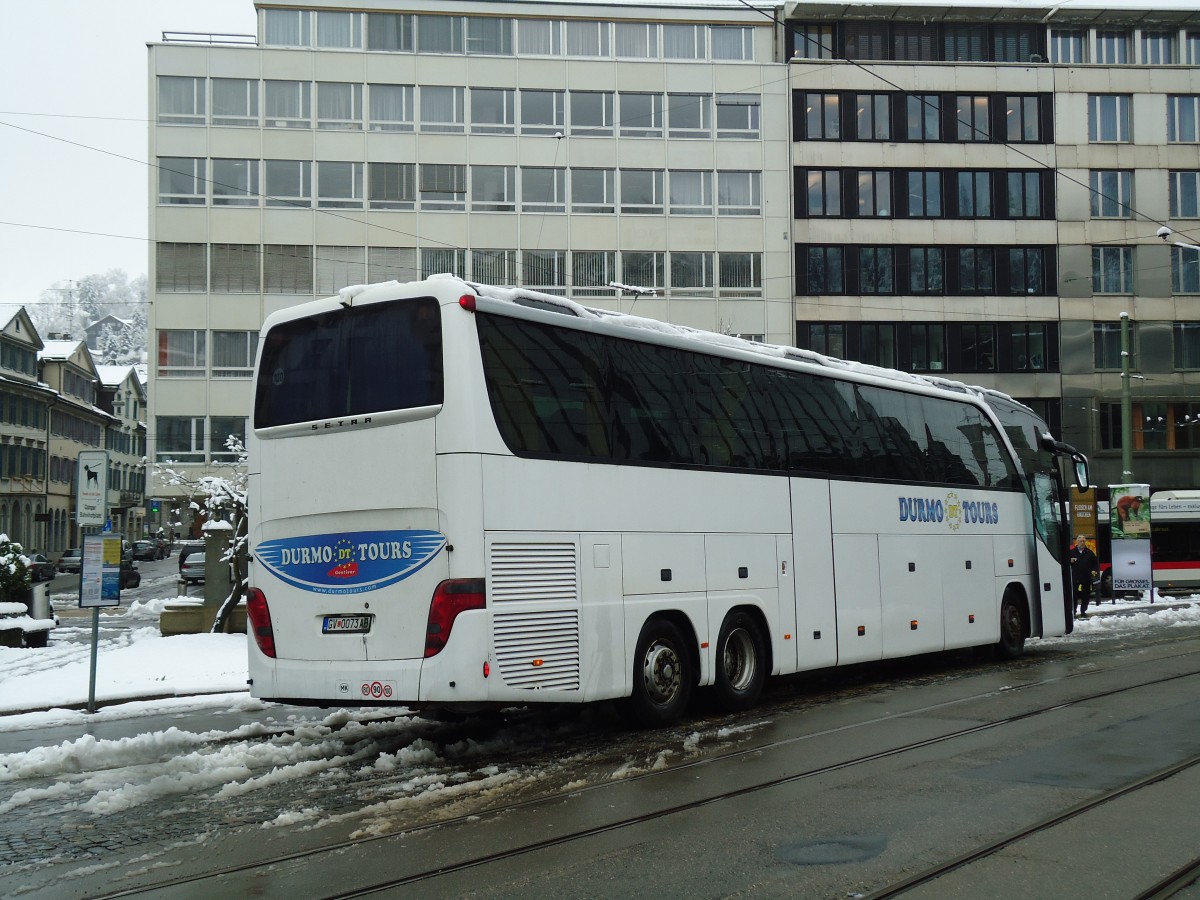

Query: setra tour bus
246;276;1088;725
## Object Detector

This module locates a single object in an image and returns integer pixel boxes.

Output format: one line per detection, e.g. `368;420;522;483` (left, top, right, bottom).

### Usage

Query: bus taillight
246;588;276;659
425;578;486;658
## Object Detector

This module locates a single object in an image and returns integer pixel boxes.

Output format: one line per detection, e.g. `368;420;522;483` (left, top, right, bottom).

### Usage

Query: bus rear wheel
713;611;766;712
627;619;693;727
996;594;1026;660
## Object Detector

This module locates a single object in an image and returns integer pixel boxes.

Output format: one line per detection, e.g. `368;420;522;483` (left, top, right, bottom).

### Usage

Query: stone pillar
202;520;234;629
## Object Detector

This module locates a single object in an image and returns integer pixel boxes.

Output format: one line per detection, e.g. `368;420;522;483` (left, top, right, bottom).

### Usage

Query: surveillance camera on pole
1157;226;1172;241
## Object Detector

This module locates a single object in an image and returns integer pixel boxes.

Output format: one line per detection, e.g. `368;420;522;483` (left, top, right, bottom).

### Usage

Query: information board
79;533;123;609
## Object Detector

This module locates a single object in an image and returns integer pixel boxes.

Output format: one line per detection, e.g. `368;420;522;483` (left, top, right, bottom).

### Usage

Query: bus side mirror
1073;458;1089;489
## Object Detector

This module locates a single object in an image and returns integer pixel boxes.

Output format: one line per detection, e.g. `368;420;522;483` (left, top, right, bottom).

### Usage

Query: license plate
322;615;373;634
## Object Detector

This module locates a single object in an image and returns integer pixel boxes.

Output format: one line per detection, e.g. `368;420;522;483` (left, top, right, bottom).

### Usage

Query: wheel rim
642;639;682;705
1002;603;1021;643
722;627;757;692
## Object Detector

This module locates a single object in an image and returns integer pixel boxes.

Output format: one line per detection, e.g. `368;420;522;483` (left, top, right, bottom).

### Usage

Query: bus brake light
458;294;477;312
425;578;486;657
246;588;276;659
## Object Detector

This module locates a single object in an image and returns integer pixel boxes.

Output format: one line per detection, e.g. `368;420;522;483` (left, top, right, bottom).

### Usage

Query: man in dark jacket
1070;534;1100;616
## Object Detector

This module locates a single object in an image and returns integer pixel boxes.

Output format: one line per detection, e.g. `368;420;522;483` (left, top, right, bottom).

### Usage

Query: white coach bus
246;277;1087;725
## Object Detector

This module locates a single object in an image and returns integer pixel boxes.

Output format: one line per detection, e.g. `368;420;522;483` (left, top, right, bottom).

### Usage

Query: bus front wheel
713;611;766;712
628;619;693;727
995;594;1026;660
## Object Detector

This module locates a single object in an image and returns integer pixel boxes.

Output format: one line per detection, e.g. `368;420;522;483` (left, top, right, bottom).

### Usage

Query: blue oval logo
254;529;445;595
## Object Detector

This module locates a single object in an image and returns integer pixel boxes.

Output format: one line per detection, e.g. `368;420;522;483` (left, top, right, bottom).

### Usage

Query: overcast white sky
0;1;257;305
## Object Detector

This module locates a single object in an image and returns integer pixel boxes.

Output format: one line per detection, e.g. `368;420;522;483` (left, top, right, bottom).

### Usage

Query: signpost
76;449;117;713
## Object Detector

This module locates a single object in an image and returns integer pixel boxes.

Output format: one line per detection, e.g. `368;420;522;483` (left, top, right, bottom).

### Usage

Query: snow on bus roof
337;275;1026;412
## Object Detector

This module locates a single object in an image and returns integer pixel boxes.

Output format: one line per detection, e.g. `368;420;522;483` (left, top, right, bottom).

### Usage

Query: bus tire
713;611;766;712
995;593;1026;660
627;619;693;727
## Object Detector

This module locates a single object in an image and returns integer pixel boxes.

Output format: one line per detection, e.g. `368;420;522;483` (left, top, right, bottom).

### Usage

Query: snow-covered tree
156;438;249;633
30;269;148;361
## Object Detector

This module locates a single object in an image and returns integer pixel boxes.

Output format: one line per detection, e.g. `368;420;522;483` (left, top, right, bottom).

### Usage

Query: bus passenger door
1031;472;1071;636
789;480;838;671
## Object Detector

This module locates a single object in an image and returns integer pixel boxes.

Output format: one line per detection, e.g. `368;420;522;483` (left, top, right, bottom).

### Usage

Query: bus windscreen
254;297;443;428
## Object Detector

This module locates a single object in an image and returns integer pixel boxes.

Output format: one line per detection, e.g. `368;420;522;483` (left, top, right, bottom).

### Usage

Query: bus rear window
254;298;443;428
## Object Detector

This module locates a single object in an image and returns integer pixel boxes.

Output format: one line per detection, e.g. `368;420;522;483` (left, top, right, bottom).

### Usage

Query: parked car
132;540;159;561
26;553;56;582
120;559;141;589
178;541;206;584
58;548;83;574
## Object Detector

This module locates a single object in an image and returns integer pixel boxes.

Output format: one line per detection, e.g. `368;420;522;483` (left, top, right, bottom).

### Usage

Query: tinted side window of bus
255;298;443;428
477;312;1017;489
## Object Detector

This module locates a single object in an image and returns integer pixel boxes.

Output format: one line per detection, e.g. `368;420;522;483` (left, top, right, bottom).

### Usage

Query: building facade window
471;88;516;134
156;416;206;462
805;169;842;216
264;80;310;128
157;331;205;377
955;171;992;217
522;89;566;135
1175;323;1200;369
856;170;892;217
957;247;996;294
212;331;258;378
317;161;364;208
524;250;568;292
1093;246;1134;294
263;245;314;294
668;170;713;215
315;246;366;295
368;84;414;131
1089;94;1131;142
420;85;465;132
906;94;940;140
1005;95;1041;141
368;162;415;210
1049;29;1086;63
717;171;760;215
715;93;759;138
664;23;704;59
670;252;715;296
158;158;205;205
1140;31;1174;64
210;244;259;292
1095;30;1130;64
421;248;466;279
955;95;990;141
615;22;657;58
1169;171;1200;217
1007;248;1045;294
316;82;363;129
522;167;566;213
1007;171;1043;218
858;247;894;293
211;158;258;206
718;252;762;297
419;163;466;210
471;165;516;211
1094;321;1134;369
1173;247;1200;294
621;251;665;294
156;243;207;292
793;24;835;59
571;91;614;135
710;25;753;60
906;171;942;217
211;78;258;126
908;247;944;294
855;93;890;140
565;20;610;57
620;169;665;214
620;92;663;137
908;323;945;372
572;251;617;296
157;76;205;124
473;250;517;286
418;15;465;54
1090;170;1134;218
466;16;512;55
367;12;413;51
571;168;616;213
264;159;311;207
667;93;711;137
804;92;840;139
518;19;561;56
1168;95;1199;142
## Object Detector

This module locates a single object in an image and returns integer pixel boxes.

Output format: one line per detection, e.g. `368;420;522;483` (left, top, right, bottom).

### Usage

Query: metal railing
161;31;257;45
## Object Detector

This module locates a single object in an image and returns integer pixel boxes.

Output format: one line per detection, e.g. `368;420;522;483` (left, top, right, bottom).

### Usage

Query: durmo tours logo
898;492;998;530
254;529;446;595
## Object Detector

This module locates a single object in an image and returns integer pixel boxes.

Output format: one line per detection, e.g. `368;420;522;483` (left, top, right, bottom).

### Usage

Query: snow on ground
0;589;1196;835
